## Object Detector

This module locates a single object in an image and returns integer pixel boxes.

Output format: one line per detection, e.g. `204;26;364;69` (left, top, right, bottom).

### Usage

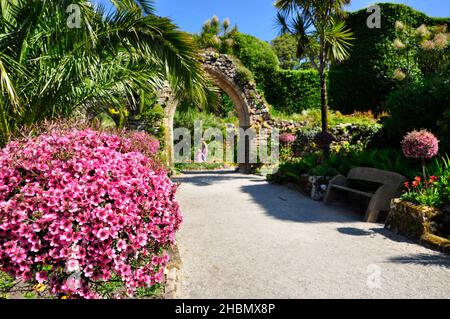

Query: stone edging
162;244;183;299
386;199;450;254
420;233;450;254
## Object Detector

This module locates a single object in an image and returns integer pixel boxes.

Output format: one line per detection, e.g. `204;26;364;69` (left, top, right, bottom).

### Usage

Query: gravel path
174;170;450;299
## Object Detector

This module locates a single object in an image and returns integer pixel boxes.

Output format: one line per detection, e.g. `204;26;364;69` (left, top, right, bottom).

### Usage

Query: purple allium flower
280;133;296;145
401;130;439;159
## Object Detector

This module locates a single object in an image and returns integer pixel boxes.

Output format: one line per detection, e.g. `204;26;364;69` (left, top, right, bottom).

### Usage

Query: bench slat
330;184;374;197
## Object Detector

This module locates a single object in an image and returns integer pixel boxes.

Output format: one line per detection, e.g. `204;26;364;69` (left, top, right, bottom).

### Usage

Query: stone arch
161;51;272;172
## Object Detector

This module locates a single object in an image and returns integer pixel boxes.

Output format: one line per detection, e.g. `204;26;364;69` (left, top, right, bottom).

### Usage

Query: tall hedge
329;3;449;114
264;69;321;113
232;32;280;89
232;33;321;114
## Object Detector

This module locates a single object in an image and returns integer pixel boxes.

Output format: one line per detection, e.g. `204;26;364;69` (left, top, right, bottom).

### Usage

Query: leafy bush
439;109;450;152
229;56;256;85
133;103;166;140
173;109;239;163
174;109;239;133
232;33;280;89
0;1;205;147
223;32;322;115
270;109;379;128
267;155;320;184
324;149;420;179
382;74;450;151
271;34;301;70
292;122;382;157
329;3;449;113
269;148;422;186
0;129;181;299
264;69;321;114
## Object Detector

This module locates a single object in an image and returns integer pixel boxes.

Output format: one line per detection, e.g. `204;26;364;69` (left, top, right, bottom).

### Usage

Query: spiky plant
275;0;354;137
0;0;207;145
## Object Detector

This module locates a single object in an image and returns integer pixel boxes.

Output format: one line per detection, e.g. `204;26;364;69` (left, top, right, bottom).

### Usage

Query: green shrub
267;155;320;184
174;109;239;133
229;56;255;85
173;109;239;163
231;33;323;115
270;148;422;185
270;108;379;128
382;74;450;151
324;149;420;179
291;116;382;157
271;34;301;70
439;109;450;152
232;33;279;89
329;3;449;113
264;69;321;114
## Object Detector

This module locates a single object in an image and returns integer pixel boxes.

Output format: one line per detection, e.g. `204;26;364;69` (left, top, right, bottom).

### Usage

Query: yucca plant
0;0;207;145
275;0;354;136
195;15;238;53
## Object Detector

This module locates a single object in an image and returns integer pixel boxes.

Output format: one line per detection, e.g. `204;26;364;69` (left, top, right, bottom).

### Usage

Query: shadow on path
386;253;450;267
173;170;265;187
240;182;364;224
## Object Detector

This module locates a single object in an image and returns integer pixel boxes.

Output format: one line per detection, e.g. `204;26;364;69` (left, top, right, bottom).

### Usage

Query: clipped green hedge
329;3;449;113
232;32;321;114
232;33;279;88
264;69;321;114
382;73;450;150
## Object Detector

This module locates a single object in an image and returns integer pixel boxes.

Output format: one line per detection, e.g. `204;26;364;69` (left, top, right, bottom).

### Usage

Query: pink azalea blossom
35;271;48;283
0;129;182;299
66;259;80;272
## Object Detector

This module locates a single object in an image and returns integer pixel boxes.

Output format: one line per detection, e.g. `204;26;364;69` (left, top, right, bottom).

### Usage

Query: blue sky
94;1;450;41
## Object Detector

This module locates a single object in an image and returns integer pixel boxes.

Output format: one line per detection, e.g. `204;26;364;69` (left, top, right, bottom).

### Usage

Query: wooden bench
323;167;406;223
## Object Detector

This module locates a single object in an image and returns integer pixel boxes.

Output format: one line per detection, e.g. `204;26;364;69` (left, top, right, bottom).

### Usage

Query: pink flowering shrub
279;133;296;145
123;131;160;158
401;130;439;159
0;129;182;299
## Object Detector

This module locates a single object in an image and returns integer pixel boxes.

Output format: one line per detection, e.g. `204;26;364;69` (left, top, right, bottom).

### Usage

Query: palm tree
0;0;207;144
275;0;354;134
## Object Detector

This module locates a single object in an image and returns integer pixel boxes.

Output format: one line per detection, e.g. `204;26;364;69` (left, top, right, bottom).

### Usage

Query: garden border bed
385;199;450;254
162;245;183;299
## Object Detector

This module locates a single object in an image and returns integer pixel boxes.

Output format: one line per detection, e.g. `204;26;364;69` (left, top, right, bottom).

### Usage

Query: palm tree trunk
320;68;328;133
319;41;330;159
319;41;328;134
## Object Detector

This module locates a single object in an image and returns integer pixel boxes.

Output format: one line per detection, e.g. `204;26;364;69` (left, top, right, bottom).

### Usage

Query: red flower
428;176;438;184
404;181;410;189
412;181;420;188
414;176;422;182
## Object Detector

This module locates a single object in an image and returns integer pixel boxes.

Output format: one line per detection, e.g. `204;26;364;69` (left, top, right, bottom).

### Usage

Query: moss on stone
386;199;450;254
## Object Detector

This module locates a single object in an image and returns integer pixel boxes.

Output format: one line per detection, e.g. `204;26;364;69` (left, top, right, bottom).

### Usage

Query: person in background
195;148;204;163
201;138;208;162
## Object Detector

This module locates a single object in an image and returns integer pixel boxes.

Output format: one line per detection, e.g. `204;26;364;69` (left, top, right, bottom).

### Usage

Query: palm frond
324;19;354;62
0;0;208;145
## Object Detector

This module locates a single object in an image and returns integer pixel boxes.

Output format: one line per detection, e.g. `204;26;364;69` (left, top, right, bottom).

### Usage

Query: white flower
66;259;80;272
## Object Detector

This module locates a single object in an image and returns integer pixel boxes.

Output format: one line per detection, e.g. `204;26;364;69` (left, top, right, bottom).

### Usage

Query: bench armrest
371;184;403;212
